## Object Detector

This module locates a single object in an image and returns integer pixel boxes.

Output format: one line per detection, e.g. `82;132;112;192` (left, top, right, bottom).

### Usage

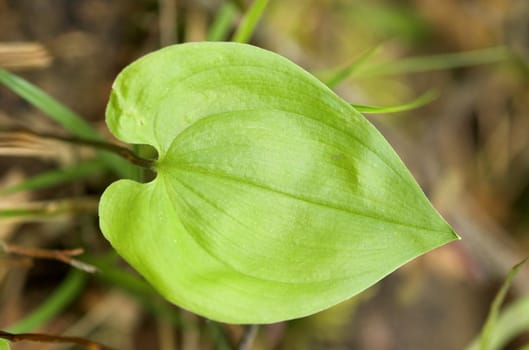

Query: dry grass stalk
0;42;52;70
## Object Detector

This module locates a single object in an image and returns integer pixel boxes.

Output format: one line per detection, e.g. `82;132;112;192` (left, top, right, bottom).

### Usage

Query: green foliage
339;2;431;44
0;270;86;349
0;69;97;140
476;296;529;350
99;42;458;324
232;0;269;43
466;257;529;350
0;69;134;179
357;46;510;78
207;2;237;41
351;90;438;114
324;47;379;89
0;160;104;196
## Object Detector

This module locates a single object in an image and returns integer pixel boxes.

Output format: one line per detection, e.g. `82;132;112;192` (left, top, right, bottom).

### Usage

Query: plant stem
1;130;155;169
1;243;97;273
0;330;114;350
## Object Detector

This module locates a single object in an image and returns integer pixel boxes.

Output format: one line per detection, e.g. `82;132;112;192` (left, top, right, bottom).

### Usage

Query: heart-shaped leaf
100;42;458;324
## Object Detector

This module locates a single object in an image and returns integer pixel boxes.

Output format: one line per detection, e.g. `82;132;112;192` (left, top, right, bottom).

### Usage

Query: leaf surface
100;42;458;323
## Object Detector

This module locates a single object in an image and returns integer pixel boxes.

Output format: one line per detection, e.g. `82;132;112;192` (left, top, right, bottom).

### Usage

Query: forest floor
1;1;529;349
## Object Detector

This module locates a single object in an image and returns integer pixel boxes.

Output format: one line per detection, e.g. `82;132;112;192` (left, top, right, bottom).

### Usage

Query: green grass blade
465;257;529;350
0;206;73;219
480;257;529;350
232;0;269;43
488;297;529;350
83;254;154;295
83;252;235;349
205;322;233;350
207;2;237;41
351;90;438;114
0;208;46;219
7;269;86;333
325;47;379;88
0;69;135;178
83;253;187;327
0;269;86;348
0;70;98;140
466;296;529;350
358;46;510;77
0;160;104;196
0;198;97;220
98;152;136;179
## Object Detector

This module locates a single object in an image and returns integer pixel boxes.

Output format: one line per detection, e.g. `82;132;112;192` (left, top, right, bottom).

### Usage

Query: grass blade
466;296;529;350
0;160;104;196
0;69;97;139
0;269;86;349
464;257;529;350
7;269;86;333
83;253;187;327
358;46;510;77
205;322;233;350
232;0;269;43
0;197;98;220
0;69;135;178
351;90;438;114
325;47;379;88
479;257;528;350
207;2;238;41
487;297;529;350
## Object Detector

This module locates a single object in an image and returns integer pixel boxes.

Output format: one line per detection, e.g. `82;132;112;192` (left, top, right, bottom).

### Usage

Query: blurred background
0;0;528;349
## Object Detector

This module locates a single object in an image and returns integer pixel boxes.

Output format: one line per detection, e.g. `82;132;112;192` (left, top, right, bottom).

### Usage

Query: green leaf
99;42;459;324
